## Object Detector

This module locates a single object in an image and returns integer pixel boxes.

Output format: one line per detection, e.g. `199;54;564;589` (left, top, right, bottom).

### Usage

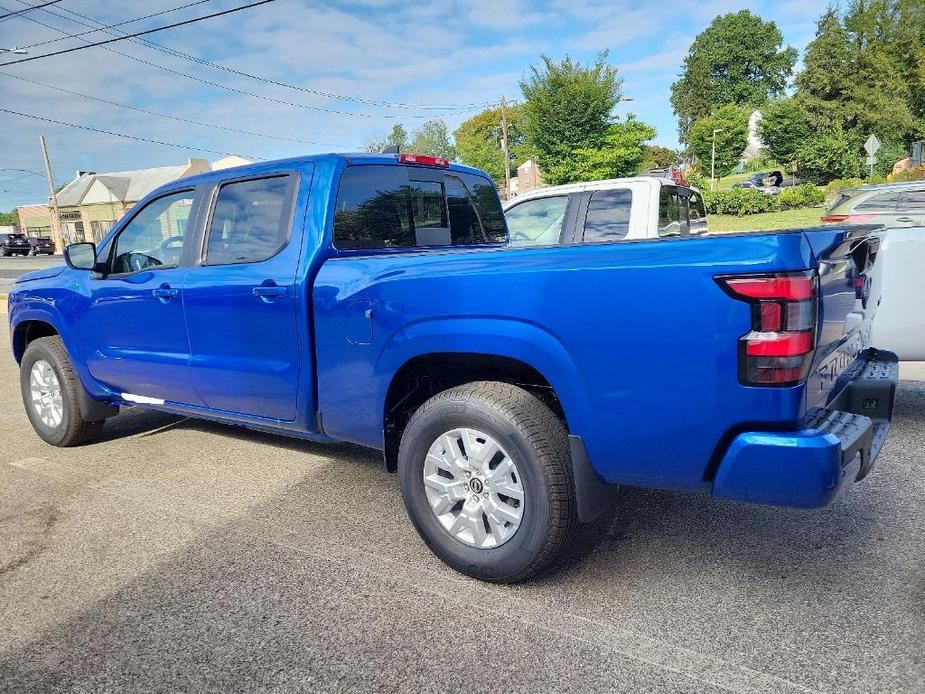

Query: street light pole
711;128;724;192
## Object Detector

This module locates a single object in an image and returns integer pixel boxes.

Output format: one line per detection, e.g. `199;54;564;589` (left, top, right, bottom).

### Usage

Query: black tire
398;381;578;583
20;336;106;447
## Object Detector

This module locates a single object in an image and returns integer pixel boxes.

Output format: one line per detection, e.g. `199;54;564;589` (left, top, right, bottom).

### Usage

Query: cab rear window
333;165;506;250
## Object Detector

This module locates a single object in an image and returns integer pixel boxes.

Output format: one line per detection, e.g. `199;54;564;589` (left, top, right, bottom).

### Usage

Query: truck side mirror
64;242;97;270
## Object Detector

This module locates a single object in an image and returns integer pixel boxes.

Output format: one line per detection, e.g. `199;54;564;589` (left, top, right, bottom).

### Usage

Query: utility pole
39;135;64;248
500;97;511;200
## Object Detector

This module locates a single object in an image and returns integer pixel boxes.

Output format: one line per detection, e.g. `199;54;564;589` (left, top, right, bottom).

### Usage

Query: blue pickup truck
7;153;898;582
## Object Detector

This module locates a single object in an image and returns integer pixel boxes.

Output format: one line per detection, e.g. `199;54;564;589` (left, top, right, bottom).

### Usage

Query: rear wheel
20;336;106;447
398;381;577;583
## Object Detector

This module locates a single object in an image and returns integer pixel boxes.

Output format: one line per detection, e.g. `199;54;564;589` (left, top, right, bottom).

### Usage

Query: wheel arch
12;316;61;364
377;318;592;472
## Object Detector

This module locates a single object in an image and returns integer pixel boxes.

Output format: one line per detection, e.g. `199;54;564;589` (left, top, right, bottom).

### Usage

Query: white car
871;226;925;361
823;182;925;361
503;176;708;246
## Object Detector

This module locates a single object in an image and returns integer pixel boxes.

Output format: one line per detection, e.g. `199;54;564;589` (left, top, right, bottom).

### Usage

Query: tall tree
687;104;750;178
671;10;797;141
363;123;409;153
409;119;456;159
520;52;622;184
798;3;920;144
758;98;813;169
454;105;531;185
571;117;657;181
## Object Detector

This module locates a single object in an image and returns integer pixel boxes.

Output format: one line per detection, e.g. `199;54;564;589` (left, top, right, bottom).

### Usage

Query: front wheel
398;381;577;583
20;336;106;447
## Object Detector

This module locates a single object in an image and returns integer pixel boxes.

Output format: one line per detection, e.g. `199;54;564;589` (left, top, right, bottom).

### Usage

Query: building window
90;220;115;242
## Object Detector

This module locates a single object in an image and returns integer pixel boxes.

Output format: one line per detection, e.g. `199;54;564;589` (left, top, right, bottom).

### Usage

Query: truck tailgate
802;225;882;412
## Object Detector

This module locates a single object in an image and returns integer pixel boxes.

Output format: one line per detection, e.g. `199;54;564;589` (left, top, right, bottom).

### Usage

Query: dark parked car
1;233;32;256
732;171;803;193
27;235;55;255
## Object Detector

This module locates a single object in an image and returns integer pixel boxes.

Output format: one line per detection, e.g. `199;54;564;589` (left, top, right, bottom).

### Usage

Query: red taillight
397;153;449;168
716;271;818;387
820;214;876;223
724;275;814;301
745;332;813;357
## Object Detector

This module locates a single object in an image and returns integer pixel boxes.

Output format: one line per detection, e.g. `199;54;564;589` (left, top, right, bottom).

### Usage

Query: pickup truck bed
8;153;898;582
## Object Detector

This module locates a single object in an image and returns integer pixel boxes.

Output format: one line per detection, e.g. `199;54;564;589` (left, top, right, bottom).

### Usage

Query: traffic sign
864;134;881;156
866;155;877;166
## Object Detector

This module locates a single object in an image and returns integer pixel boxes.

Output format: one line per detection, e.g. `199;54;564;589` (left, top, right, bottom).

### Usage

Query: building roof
55;173;95;207
55;159;208;207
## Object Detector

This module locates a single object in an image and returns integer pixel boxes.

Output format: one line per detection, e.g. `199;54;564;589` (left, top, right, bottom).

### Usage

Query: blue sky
0;0;828;210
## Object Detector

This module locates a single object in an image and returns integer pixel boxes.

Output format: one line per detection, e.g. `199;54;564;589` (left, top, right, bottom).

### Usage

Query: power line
18;0;491;113
0;0;58;21
18;0;211;49
0;0;276;67
1;4;447;120
0;69;353;148
0;106;261;158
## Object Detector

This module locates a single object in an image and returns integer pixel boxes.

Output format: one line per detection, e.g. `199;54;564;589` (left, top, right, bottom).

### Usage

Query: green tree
797;3;920;151
639;145;678;170
363;123;409;153
0;209;19;227
794;127;861;184
570;117;657;181
687;105;750;178
454;105;531;184
520;52;622;184
671;10;797;141
409;119;456;159
758;98;813;169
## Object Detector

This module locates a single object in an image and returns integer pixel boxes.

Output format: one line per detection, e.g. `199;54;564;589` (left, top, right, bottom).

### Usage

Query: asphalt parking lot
0;303;922;693
0;254;61;295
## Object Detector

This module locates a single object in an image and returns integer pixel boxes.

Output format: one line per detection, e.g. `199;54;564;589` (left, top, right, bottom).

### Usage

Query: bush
778;184;825;209
824;178;864;202
794;128;862;184
704;187;779;216
823;176;885;202
888;164;925;182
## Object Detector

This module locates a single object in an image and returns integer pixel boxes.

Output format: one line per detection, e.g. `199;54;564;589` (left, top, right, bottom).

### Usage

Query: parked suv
27;235;56;255
822;181;925;227
1;232;32;256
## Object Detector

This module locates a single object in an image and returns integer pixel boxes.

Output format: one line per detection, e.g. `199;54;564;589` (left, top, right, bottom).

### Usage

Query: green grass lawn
709;206;826;233
716;171;753;189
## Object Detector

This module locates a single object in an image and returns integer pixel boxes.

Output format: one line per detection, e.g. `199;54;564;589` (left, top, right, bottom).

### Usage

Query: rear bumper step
712;349;898;508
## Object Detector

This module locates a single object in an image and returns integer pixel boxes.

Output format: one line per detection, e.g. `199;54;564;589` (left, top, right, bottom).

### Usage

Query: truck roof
507;176;698;207
177;153;491;188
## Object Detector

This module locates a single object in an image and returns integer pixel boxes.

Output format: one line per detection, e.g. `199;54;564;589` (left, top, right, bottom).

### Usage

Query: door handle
252;283;287;301
895;217;914;223
152;284;179;302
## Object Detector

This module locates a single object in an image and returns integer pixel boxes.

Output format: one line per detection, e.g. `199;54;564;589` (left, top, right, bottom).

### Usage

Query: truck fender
10;302;118;419
376;317;615;521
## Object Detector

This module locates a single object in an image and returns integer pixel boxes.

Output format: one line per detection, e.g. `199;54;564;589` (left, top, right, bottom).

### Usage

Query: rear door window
899;189;925;210
856;191;901;211
506;196;569;246
686;189;708;234
333;165;505;249
583;188;633;242
658;185;683;237
204;175;297;265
